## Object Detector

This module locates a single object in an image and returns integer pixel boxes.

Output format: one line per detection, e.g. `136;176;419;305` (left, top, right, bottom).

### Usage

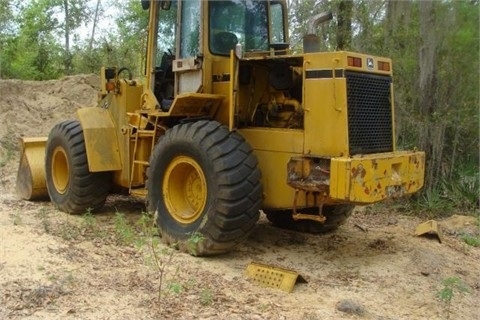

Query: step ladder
129;113;159;196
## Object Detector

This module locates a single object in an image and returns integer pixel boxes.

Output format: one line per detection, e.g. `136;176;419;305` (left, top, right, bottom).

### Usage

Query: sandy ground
1;75;479;319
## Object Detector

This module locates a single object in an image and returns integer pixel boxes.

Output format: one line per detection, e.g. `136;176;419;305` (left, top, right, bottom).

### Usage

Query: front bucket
16;137;49;200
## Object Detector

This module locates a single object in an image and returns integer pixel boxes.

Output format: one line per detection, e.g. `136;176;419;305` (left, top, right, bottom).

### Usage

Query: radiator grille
346;71;393;155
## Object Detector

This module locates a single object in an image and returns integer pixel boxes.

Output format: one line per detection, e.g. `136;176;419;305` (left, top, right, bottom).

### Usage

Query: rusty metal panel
330;151;425;203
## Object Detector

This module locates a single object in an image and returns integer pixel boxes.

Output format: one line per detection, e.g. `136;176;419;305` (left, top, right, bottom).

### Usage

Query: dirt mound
0;74;99;188
0;74;99;141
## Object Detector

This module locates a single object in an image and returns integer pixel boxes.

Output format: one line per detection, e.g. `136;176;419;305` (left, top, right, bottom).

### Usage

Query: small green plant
414;187;453;217
135;212;177;305
187;232;205;255
460;234;480;247
81;208;95;228
167;282;183;294
437;277;470;319
199;288;214;306
441;168;479;212
81;208;107;238
134;213;158;248
113;212;135;245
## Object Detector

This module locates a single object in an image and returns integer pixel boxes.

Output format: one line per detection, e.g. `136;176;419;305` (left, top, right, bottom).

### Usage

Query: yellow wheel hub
163;156;207;224
51;146;69;194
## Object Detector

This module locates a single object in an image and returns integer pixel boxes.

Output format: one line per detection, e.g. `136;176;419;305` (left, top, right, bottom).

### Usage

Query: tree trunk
418;0;441;191
89;0;101;51
63;0;71;74
336;0;353;50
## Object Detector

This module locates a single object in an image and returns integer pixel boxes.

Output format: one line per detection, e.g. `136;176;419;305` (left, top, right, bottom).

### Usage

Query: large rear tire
45;120;111;214
147;120;262;256
265;205;354;233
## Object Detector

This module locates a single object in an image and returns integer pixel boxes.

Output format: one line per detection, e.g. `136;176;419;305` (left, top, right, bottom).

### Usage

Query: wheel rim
51;146;69;194
163;156;207;224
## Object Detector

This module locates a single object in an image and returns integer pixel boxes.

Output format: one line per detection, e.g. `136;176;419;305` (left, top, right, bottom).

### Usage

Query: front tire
45;120;111;214
147;120;262;256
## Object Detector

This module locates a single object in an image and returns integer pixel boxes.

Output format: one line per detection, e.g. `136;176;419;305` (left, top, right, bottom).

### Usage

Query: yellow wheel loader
16;0;425;256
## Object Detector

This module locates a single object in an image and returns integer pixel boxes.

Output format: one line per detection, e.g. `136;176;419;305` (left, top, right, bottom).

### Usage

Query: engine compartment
236;56;304;129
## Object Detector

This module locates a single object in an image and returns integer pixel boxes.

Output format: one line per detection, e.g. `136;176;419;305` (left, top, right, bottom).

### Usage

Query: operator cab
144;0;290;112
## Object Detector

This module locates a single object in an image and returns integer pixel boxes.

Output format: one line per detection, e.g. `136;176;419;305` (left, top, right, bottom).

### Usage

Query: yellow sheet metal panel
329;157;350;201
167;93;224;117
253;150;305;208
239;128;305;208
303;75;348;156
303;52;349;156
238;128;304;153
330;151;425;203
121;82;143;113
77;107;122;172
212;82;230;125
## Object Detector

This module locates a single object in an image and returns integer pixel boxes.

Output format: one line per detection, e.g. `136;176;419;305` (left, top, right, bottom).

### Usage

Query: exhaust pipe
303;11;333;53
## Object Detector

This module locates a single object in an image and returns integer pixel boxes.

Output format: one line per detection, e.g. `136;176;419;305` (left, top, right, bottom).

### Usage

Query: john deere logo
367;57;374;70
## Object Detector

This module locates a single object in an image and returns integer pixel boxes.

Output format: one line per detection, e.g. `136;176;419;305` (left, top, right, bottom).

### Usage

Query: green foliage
199;288;214;306
0;0;91;79
413;187;453;217
441;169;480;212
134;212;158;248
82;208;95;227
186;232;205;256
437;277;470;301
110;0;149;75
413;166;479;217
460;234;480;248
81;208;108;238
1;0;65;79
167;282;183;294
437;277;470;319
113;212;135;245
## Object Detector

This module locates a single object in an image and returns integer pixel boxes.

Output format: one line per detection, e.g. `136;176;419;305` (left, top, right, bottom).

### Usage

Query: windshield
209;0;270;55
